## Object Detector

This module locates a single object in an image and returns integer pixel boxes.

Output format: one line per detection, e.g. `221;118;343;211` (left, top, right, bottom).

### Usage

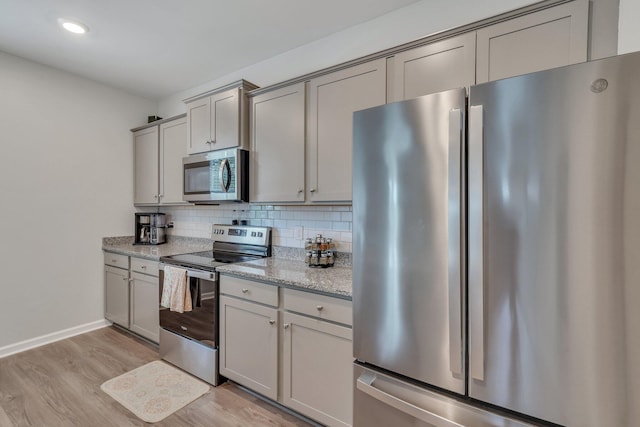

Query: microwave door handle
219;159;231;193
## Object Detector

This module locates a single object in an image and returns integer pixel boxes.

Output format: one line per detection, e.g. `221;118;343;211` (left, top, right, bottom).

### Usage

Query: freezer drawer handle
356;372;465;427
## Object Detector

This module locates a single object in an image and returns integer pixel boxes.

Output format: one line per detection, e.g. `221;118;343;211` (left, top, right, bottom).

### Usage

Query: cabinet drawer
131;257;159;276
104;252;129;269
283;288;352;326
220;275;278;307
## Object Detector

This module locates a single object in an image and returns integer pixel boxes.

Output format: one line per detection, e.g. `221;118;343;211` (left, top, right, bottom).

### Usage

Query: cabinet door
282;312;353;427
105;265;129;328
187;97;211;154
219;295;278;400
388;32;476;102
211;88;240;150
159;117;188;205
250;83;306;203
130;272;159;343
133;126;159;205
307;58;386;202
476;0;588;83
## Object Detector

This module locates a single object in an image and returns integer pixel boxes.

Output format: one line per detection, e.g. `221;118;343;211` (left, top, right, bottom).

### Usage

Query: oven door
182;148;248;203
158;266;218;347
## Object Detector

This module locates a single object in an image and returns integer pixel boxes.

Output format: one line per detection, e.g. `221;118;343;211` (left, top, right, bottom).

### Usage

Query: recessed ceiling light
58;18;89;35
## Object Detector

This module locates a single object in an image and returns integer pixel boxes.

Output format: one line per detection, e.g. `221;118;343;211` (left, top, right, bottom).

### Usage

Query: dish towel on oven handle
161;266;192;313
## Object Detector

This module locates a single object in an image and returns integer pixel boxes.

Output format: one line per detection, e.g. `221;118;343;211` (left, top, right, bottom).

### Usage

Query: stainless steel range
159;224;271;385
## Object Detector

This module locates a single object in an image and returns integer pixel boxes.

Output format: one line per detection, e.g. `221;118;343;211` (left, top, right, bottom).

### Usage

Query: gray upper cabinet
186;80;257;155
250;82;306;203
159;117;188;205
476;0;588;83
133;126;159;205
307;58;386;203
388;32;476;102
133;115;188;206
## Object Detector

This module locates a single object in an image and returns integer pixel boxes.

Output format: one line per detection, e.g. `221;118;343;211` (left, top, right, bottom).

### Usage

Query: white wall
158;0;538;117
618;0;640;53
0;51;155;349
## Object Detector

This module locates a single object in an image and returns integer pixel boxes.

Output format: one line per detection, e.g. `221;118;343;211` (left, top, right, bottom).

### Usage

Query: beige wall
0;51;155;350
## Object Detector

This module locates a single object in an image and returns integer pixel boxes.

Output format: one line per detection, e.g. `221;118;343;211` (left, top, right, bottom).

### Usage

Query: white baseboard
0;319;112;359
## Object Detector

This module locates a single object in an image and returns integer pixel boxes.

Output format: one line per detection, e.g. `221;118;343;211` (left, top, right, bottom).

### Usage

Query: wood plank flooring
0;327;312;427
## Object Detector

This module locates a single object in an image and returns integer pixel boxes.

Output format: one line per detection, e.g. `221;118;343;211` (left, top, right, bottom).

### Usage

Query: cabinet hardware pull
141;265;146;269
283;323;290;329
111;259;117;263
310;188;316;193
241;288;249;293
316;305;323;311
298;189;304;194
269;320;276;325
122;277;127;281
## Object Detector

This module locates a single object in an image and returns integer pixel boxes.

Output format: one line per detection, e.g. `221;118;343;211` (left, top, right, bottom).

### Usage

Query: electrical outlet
293;226;304;240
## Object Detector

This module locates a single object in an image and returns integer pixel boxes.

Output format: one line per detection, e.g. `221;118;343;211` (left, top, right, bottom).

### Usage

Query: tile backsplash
148;205;353;253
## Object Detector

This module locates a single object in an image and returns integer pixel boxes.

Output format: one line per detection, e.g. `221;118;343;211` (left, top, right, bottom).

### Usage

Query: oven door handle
187;270;217;281
160;263;217;281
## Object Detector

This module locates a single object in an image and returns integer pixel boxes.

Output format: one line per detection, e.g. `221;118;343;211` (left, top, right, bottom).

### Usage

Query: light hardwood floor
0;327;312;427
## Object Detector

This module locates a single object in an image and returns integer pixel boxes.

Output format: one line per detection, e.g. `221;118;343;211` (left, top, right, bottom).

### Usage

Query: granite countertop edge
217;258;353;300
102;236;213;260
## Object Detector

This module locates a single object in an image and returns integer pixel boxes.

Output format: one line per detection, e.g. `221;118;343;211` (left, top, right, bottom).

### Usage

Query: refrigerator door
468;52;640;426
353;88;466;394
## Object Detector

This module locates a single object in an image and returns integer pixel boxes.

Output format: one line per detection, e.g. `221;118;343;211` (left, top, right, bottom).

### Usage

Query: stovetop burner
160;224;272;271
161;250;262;270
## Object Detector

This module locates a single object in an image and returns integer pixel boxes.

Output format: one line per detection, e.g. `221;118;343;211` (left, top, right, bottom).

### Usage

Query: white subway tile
332;222;350;231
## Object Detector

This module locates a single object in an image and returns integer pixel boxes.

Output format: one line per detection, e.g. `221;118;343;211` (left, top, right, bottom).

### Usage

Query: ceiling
0;0;420;100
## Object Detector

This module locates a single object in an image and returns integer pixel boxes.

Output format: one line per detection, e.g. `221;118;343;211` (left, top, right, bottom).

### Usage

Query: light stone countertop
102;236;353;299
217;257;352;300
102;236;212;260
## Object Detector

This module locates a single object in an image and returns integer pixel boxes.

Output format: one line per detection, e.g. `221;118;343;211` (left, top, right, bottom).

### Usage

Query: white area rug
101;360;209;423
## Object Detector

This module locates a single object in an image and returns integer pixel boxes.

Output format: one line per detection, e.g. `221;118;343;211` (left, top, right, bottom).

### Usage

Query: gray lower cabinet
282;311;353;427
219;294;279;400
219;274;353;427
104;265;129;328
130;271;160;343
104;252;159;343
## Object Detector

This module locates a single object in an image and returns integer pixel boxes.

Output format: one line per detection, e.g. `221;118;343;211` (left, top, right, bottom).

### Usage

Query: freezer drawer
354;364;533;427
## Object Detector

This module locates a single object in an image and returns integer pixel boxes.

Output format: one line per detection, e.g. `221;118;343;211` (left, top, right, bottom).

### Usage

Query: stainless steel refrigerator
352;52;640;427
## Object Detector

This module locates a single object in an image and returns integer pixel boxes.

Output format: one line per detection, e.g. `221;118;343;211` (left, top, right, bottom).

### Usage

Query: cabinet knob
211;139;216;144
121;277;127;282
283;323;290;329
297;189;304;194
141;265;146;269
310;188;316;193
111;259;117;263
268;320;276;325
153;194;158;199
241;288;249;294
316;305;324;311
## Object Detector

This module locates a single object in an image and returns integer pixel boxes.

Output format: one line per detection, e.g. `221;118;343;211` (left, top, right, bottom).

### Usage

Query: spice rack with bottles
304;234;335;268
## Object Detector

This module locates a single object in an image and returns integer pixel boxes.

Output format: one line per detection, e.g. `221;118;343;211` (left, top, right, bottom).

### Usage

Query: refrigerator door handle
448;108;463;376
468;105;485;381
356;372;465;427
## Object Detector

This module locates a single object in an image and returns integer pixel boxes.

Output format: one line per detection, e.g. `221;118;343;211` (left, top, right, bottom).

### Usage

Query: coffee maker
134;213;167;245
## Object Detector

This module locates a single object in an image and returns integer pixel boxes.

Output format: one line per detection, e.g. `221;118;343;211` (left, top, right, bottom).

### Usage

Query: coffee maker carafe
135;213;166;245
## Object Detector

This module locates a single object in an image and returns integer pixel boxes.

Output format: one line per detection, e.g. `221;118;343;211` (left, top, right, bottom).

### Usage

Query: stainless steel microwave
183;148;249;203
